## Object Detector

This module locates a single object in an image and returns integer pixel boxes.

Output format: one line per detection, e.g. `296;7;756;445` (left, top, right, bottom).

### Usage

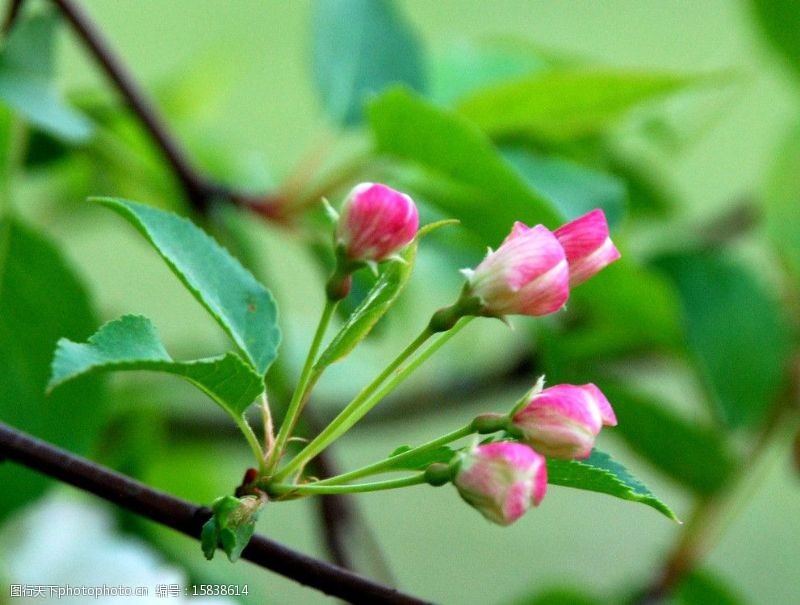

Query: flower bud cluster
454;382;616;525
326;183;622;526
463;210;620;318
332;183;619;316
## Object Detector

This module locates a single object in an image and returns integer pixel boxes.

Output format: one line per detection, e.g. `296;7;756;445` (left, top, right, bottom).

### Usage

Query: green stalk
272;326;433;482
260;391;275;456
270;472;428;496
311;423;475;486
267;298;337;472
273;317;473;482
233;414;267;475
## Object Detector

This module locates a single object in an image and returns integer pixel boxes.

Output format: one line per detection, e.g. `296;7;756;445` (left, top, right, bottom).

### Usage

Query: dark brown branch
49;0;278;215
2;0;25;34
634;361;800;604
0;421;429;605
304;406;357;572
313;444;356;571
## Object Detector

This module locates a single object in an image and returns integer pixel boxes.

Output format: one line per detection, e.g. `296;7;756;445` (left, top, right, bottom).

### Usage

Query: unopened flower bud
554;209;620;286
463;222;569;317
336;183;419;263
511;383;617;459
454;442;547;526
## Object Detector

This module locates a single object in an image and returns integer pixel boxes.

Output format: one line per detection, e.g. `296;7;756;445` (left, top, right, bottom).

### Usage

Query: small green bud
424;462;454;486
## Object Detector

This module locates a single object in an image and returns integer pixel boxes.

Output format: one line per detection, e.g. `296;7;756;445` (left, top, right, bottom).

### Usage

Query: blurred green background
1;1;799;604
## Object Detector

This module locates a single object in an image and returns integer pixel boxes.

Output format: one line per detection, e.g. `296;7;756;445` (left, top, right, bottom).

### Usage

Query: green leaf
383;445;456;471
502;148;626;228
673;570;744;605
655;250;793;428
48;315;264;417
431;41;555;105
606;149;674;217
0;13;93;141
600;384;736;496
368;88;561;244
312;0;425;126
512;587;601;605
314;243;417;370
538;260;683;373
201;495;263;562
95;197;281;375
0;219;107;520
749;0;800;78
546;450;678;521
456;69;698;143
763;125;800;286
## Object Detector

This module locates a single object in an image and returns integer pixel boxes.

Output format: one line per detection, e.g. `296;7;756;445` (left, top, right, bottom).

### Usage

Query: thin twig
635;363;800;603
2;0;25;34
49;0;277;215
305;407;357;572
306;407;397;580
0;421;430;605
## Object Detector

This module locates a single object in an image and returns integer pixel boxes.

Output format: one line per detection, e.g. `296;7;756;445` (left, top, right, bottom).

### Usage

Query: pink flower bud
554;209;620;287
464;222;569;317
336;183;419;262
511;383;617;459
454;442;547;526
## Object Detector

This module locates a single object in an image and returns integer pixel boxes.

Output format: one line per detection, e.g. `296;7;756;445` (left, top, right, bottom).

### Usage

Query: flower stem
260;391;275;457
233;414;267;476
270;473;428;496
267;299;337;472
273;317;473;482
312;423;476;486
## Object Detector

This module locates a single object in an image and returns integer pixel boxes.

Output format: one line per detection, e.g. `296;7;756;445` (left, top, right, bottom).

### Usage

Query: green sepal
200;494;265;562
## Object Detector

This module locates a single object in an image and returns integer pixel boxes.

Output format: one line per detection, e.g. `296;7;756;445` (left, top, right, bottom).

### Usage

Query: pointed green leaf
456;69;698;143
502;148;627;228
368;87;561;244
547;450;678;521
431;41;555;105
314;243;417;370
312;0;425;126
94;198;280;375
655;250;793;428
49;315;264;417
600;384;736;495
0;13;93;141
